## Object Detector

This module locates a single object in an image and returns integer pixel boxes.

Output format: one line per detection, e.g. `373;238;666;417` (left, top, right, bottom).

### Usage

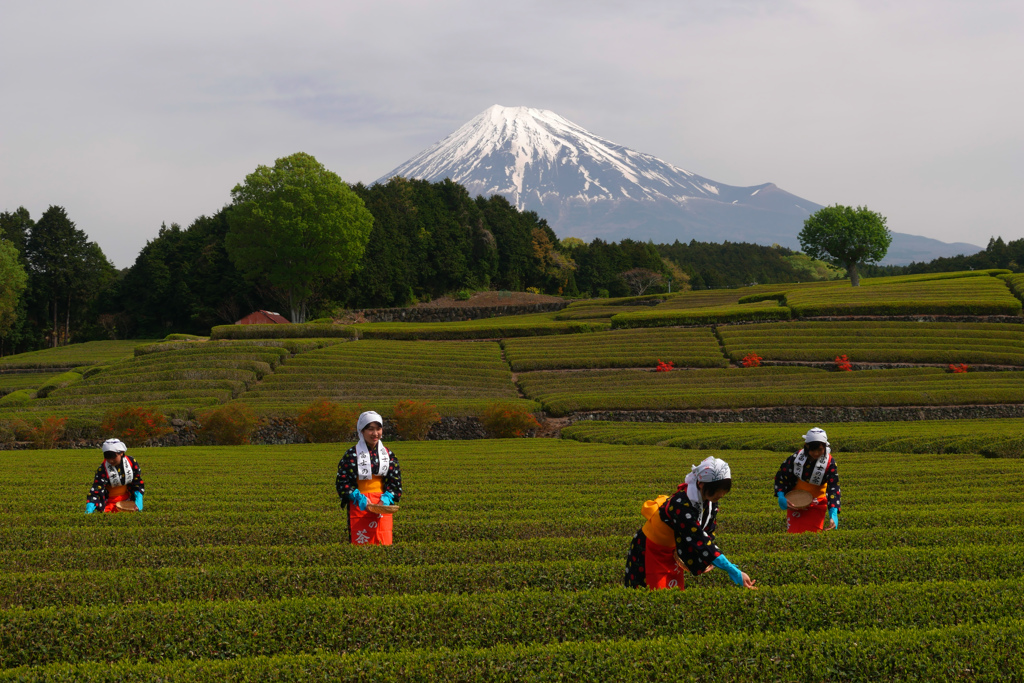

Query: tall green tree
0;207;33;257
226;152;374;322
799;205;892;286
0;239;28;338
25;206;114;346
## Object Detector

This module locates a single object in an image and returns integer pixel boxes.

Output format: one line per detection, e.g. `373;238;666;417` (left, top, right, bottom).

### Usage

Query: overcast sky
2;0;1021;267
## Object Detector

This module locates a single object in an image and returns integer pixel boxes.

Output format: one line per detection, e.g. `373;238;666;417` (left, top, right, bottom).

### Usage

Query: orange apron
103;485;132;513
348;476;393;545
640;495;685;590
786;479;828;534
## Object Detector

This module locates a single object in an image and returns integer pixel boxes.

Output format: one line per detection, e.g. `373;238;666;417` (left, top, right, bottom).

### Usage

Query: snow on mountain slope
376;105;980;264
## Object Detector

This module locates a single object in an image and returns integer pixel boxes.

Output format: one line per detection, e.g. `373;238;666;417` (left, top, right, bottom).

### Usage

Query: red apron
348;478;394;546
103;485;132;513
640;495;685;590
786;479;828;534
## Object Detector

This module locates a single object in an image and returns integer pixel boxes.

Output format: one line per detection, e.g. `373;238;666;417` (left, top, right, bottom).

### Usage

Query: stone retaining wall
349;302;567;323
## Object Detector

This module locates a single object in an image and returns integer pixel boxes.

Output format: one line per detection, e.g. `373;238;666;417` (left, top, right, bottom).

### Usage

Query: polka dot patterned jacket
335;445;403;506
774;452;842;510
86;455;145;509
625;483;721;588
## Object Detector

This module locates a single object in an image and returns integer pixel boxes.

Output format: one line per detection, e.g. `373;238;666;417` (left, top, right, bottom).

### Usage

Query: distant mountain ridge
377;105;980;265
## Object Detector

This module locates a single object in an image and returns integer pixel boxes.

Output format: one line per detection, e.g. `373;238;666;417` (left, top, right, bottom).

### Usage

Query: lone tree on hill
620;268;664;296
798;205;891;286
226;152;373;322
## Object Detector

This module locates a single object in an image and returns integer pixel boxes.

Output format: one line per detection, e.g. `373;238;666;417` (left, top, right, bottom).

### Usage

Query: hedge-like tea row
5;524;1022;573
4;544;1024;609
501;328;727;370
519;366;1024;415
0;580;1021;668
350;313;609;340
209;323;359;340
563;417;1024;456
3;619;1020;682
611;300;791;328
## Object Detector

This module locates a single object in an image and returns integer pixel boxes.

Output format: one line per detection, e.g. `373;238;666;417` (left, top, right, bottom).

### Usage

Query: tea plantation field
1;440;1022;680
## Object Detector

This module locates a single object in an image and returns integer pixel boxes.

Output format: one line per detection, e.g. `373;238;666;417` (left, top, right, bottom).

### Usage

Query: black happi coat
625;484;722;588
86;455;145;509
335;444;403;507
774;451;842;510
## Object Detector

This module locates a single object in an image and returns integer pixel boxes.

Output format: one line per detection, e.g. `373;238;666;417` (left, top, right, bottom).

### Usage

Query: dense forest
1;175;1013;353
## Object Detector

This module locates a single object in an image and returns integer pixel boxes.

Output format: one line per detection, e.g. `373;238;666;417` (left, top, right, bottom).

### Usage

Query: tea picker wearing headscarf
85;438;145;513
774;427;841;534
625;456;756;590
336;410;403;545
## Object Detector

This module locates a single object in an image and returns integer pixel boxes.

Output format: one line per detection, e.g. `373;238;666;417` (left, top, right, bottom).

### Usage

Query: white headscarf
802;427;829;446
101;438;127;454
355;411;389;479
683;456;732;511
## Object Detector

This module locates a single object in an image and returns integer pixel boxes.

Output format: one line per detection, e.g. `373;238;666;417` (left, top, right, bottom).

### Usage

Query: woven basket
785;490;814;510
366;503;399;514
115;500;139;512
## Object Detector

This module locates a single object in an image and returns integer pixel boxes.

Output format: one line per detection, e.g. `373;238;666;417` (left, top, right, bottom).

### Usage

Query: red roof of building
235;310;291;325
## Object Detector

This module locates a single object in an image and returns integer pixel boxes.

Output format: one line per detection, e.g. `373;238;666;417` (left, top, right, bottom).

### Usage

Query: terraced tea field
238;338;536;416
502;327;727;371
518;365;1024;416
1;440;1021;680
718;321;1024;365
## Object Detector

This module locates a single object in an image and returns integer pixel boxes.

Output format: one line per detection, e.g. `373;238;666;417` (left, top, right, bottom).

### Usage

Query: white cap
691;456;732;483
357;411;383;432
101;438;127;454
802;427;829;446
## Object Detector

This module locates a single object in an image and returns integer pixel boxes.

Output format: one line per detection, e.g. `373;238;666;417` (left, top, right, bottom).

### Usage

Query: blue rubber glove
134;492;144;511
379;491;395;506
777;491;788;511
712;555;744;586
350;490;369;511
85;503;96;514
829;508;839;529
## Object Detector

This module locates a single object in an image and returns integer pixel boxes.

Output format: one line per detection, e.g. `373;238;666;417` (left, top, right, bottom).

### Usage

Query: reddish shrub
297;400;358;443
741;353;762;368
949;363;970;373
481;403;541;438
101;406;172;447
198;403;259;445
835;355;853;372
15;416;68;449
393;400;441;440
655;359;675;372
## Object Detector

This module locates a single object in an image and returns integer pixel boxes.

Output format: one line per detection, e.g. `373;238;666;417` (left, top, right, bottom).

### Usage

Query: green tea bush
392;399;441;440
0;389;34;406
33;371;82;398
197;403;259;445
209;324;359;340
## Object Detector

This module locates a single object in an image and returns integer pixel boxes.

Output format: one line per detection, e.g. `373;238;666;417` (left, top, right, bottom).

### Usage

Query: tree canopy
0;239;28;337
226;152;374;322
798;205;892;286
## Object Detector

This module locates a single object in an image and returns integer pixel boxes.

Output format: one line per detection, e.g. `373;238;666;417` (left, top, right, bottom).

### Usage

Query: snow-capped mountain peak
378;104;726;209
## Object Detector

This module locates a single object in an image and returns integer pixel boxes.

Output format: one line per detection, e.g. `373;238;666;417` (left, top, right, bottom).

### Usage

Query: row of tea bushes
518;366;1024;416
563;417;1024;455
501;328;727;371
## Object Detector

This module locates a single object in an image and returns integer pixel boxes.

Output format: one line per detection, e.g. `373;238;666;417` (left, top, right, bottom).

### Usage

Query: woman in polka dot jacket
336;410;403;545
625;456;756;591
774;427;841;534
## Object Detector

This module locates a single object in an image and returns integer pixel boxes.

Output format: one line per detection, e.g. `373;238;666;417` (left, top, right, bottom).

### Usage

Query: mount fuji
376;106;979;265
